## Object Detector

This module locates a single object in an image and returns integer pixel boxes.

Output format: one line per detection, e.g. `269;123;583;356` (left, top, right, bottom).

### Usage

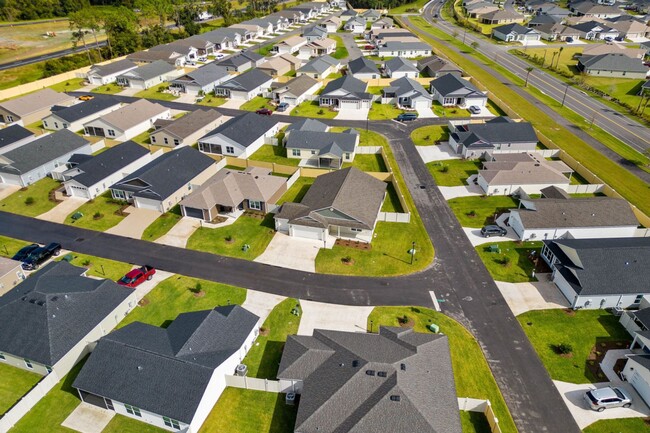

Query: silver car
584;386;632;412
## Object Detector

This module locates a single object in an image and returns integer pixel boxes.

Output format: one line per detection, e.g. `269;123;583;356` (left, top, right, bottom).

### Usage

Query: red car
256;108;273;116
364;45;375;50
117;265;156;288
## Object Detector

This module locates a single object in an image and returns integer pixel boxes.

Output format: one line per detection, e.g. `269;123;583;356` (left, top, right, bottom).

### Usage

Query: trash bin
488;244;500;253
62;253;74;262
71;212;83;220
428;323;439;333
241;244;250;252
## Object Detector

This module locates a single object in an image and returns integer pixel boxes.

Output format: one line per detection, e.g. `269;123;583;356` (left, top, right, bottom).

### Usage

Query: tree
555;46;564;69
103;7;141;56
136;0;173;26
177;4;200;36
141;24;174;48
211;0;233;25
524;66;534;87
470;41;479;50
70;8;103;62
69;10;93;65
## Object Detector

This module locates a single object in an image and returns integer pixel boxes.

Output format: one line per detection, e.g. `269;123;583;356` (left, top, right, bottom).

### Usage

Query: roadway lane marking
429;291;442;311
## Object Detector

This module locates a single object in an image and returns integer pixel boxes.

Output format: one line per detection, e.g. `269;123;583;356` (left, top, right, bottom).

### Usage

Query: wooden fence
458;398;502;433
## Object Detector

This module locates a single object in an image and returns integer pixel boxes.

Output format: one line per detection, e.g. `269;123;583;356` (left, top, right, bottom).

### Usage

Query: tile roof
0;89;74;118
199;112;278;148
0;124;34;150
49;95;121;123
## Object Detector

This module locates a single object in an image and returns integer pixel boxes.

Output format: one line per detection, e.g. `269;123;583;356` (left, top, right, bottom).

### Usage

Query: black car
22;243;62;270
12;243;39;262
480;225;507;237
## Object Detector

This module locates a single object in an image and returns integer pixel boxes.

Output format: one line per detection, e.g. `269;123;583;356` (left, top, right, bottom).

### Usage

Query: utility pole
560;83;570;107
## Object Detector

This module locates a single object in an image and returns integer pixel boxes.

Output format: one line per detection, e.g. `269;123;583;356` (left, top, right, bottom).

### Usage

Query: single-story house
274;167;386;242
271;74;321;105
83;99;170;142
347;57;381;80
541;237;650;309
285;118;359;168
198;112;279;158
509;196;640;241
320;16;341;32
577;53;648;79
116;60;179;89
622;355;650;407
195;29;237;50
0;261;135;376
449;117;539;158
169;63;230;95
257;54;302;78
0;125;36;155
297;54;341;79
371;17;394;30
344;17;366;34
127;49;186;67
73;305;260;433
465;2;499;18
168;37;215;57
492;23;542;42
110;147;217;213
86;59;138;85
535;23;582;41
216;51;264;73
299;38;336;58
417;56;462;78
213;68;273;100
527;13;559;27
384;57;419;79
273;36;309;55
180;167;287;220
303;25;328;41
150;109;223;148
571;1;622;18
230;23;265;39
0;129;91;186
0;256;25;296
0;89;74;126
582;43;647;60
319;75;373;110
377;41;432;58
382;77;433;110
569;21;619;40
277;327;462;433
361;9;382;21
42;96;122;132
148;43;199;64
273;9;305;24
340;8;357;18
62;140;152;199
430;73;488;108
479;9;525;25
606;17;650;40
370;29;416;43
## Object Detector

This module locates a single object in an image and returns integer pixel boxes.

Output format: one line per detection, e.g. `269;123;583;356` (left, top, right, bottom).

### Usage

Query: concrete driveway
61;402;115;433
495;275;569;316
242;289;286;323
105;207;161;239
336;107;369;120
554;380;650;429
416;107;436;118
255;232;328;272
438;184;483;200
220;98;246;109
469;106;495;117
298;300;374;335
415;142;460;162
117;87;140;96
36;197;87;224
461;227;518;247
0;184;20;200
155;217;201;248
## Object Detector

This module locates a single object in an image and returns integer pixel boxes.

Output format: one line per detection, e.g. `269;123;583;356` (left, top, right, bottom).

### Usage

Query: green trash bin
488;244;500;253
428;323;439;333
62;253;74;262
71;212;83;220
241;244;250;252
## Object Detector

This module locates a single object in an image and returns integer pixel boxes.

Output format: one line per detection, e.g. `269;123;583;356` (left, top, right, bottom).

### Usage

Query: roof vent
365;370;375;376
390;395;401;402
591;213;596;216
352;360;359;368
377;371;387;377
137;366;143;371
400;363;406;371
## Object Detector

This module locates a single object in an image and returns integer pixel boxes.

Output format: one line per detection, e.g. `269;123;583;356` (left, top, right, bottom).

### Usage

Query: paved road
339;32;363;62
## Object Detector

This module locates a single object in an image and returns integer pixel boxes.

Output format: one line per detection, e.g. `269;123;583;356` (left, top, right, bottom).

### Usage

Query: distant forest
347;0;415;10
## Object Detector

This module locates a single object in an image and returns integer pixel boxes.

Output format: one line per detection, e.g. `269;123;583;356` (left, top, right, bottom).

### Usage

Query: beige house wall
0;265;25;296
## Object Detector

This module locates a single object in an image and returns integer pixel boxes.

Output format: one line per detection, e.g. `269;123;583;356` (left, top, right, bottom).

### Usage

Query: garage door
135;199;163;212
184;206;204;219
291;225;322;240
631;372;650;406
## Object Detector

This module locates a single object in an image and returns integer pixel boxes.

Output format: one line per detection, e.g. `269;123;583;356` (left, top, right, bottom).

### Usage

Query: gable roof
286;118;329;133
430;73;485;98
348;57;381;75
49;95;121;123
216;50;263;68
73;305;259;423
582;43;646;59
153;109;222;141
379;41;431;51
272;74;320;98
480;152;572;186
0;261;132;365
286;129;358;155
88;59;138;77
303;25;328;37
383;77;432;101
259;54;302;73
385;57;419;73
579;53;648;73
570;20;616;33
0;124;34;150
0;89;74;118
88;99;168;132
493;23;537;35
321;75;371;100
481;10;524;20
215;68;272;92
277;327;461;433
200;112;278;148
451;117;538;149
172;63;230;87
119;60;176;81
417;56;462;75
633;308;650;330
298;55;339;74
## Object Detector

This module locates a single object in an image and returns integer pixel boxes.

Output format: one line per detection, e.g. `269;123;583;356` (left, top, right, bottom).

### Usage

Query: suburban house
528;13;559;27
127;49;186;67
0;129;91;186
213;68;273;100
347;57;381;80
448;117;539;158
321;16;341;32
284;118;359;168
377;41;432;58
571;1;622;18
61;140;152;199
508;196;640;240
361;9;382;21
465;2;499;18
150;109;223;148
273;9;305;24
270;74;321;105
0;261;136;376
371;17;394;30
344;16;366;34
299;38;336;58
491;23;542;42
340;8;357;19
297;55;341;79
569;21;619;40
371;29;417;44
216;51;264;73
83;99;171;141
274;167;386;242
0;89;74;126
169;63;230;95
479;10;525;25
384;57;419;79
148;42;200;63
0;125;36;155
86;59;138;85
535;23;582;41
42;96;122;132
606;17;650;40
430;73;487;108
541;237;650;309
198;112;279;158
109;147;217;213
381;77;433;110
417;56;463;78
115;60;179;89
273;36;309;55
0;256;24;296
303;25;328;41
168;37;215;57
73;305;260;433
197;29;238;50
622;355;650;407
277;327;462;433
180;167;287;220
477;152;573;196
258;54;302;78
577;53;648;79
319;75;373;111
582;43;647;60
230;23;265;40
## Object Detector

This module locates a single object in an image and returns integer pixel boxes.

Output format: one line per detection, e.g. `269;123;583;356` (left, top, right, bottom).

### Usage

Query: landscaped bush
24;197;35;206
554;343;574;355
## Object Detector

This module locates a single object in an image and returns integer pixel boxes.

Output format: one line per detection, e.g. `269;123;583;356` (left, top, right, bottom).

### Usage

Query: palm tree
524;67;534;87
470;41;479;50
556;46;564;69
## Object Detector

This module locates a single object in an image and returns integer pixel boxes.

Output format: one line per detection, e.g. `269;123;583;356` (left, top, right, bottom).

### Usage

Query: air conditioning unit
235;364;248;377
286;392;296;406
612;306;624;316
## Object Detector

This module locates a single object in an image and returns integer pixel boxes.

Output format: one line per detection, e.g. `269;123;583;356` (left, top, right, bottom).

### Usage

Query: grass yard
290;100;337;119
368;101;405;120
521;46;584;76
0;177;60;217
582;418;650;433
0;234;32;258
141;205;182;241
197;96;228;107
187;214;276;260
57;253;132;281
330;34;348;59
460;411;492;433
48;78;85;93
475;241;542;283
582;76;644;109
368;307;517;433
447;196;518;228
517;309;631;384
64;192;126;231
102;415;168;433
256;43;275;56
427;159;481;186
275;177;315;205
134;83;179;101
240;96;274;111
249;145;301;167
198;388;298;433
381;182;404;213
118;275;246;329
346;153;388;172
432;101;469;117
91;83;123;95
130;128;152;146
411;125;449;145
241;298;301;379
390;0;429;13
0;63;42;90
0;363;41;416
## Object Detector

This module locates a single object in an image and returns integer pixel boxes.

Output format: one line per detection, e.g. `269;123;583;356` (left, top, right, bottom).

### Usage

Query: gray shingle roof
286;118;329;133
199;112;278;148
0;89;74;118
629;354;650;372
154;109;222;140
321;75;371;100
379;41;431;51
303;25;327;37
570;20;616;33
0;129;90;175
298;55;339;75
277;327;462;433
543;237;650;296
0;261;132;365
173;63;230;87
286;130;358;155
417;56;462;76
347;57;380;75
451;117;538;149
385;57;418;73
384;77;432;101
579;53;648;73
217;51;264;69
215;68;272;92
0;124;33;150
89;99;168;132
272;75;320;98
88;59;138;77
633;308;650;330
73;305;259;424
430;73;485;98
119;60;176;81
49;95;121;123
110;147;214;200
494;23;536;35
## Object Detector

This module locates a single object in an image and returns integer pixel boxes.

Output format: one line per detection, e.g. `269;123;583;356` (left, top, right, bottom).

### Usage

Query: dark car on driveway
12;243;39;262
22;242;62;270
256;108;273;116
480;225;507;237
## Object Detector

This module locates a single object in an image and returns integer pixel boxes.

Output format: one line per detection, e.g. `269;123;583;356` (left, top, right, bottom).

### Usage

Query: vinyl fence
225;375;303;394
377;212;411;223
0;372;60;431
565;184;604;194
458;398;502;433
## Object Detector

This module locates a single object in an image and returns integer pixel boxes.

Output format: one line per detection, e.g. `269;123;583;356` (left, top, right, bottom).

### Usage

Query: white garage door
413;100;430;110
465;97;486;108
135;198;163;212
291;225;322;240
631;372;650;406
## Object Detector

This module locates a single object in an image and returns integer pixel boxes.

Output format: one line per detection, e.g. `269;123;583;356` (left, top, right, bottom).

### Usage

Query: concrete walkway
415;142;460;162
255;232;332;273
298;300;373;335
0;184;20;200
438;184;483;200
461;226;518;247
242;289;286;323
495;275;569;316
105;207;160;239
36;196;87;224
61;403;115;433
155;217;202;248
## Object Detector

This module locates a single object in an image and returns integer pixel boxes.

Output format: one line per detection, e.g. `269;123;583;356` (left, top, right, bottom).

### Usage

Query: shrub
554;343;573;354
398;314;409;324
24;197;35;206
81;259;91;266
317;109;324;115
342;255;353;263
225;235;233;242
439;165;449;173
499;255;511;267
93;211;103;220
466;210;476;217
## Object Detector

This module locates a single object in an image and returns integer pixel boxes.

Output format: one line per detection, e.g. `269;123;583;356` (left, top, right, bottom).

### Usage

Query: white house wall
623;358;650;406
110;399;190;432
551;270;579;307
573;293;650;310
478;177;570;196
387;70;418;79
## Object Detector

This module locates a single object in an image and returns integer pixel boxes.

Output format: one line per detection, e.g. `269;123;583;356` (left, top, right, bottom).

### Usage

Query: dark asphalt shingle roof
384;57;419;73
286;130;358;156
494;23;537;35
570;20;616;33
88;59;138;77
49;96;120;123
321;75;372;101
579;53;648;73
451;117;538;149
633;308;650;330
72;305;259;424
0;261;132;365
215;68;272;92
173;63;230;87
629;355;650;372
347;57;380;75
0;124;33;150
217;51;263;69
298;55;339;75
119;60;176;81
430;73;485;98
199;112;278;148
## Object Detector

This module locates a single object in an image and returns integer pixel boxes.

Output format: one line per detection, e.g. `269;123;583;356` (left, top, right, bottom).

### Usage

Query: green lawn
241;298;301;379
0;63;42;91
134;83;179;101
48;78;85;93
517;310;631;383
475;241;542;283
290;101;337;119
583;418;650;433
0;363;41;416
64;192;126;231
427;159;481;186
460;411;491;433
103;416;168;433
411;125;450;145
198;388;298;433
256;43;275;56
447;196;518;228
91;83;123;95
432;101;469;117
381;182;404;213
141;206;182;241
369;307;517;433
521;46;585;76
240;96;274;112
118;275;247;329
390;0;429;13
249;145;301;167
367;86;384;95
276;177;315;205
330;34;348;59
57;253;132;281
197;96;228;107
0;235;31;258
130;128;152;146
368;102;405;120
583;76;644;110
0;177;61;217
187;214;276;260
346;153;388;172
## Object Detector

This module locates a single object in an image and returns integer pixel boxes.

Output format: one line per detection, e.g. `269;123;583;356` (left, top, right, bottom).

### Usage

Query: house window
24;359;33;369
163;417;181;430
84;127;90;135
54;122;59;129
0;352;5;361
311;150;316;155
6;115;13;122
43;120;49;128
225;146;235;154
63;123;68;129
125;404;142;417
107;129;116;137
164;137;169;144
173;139;180;146
113;189;126;200
350;228;362;232
634;295;643;304
344;152;350;159
151;136;157;143
292;149;300;156
249;200;262;210
46;365;52;374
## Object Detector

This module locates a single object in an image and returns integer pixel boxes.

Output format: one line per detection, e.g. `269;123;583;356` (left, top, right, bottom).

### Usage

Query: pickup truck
117;265;156;288
22;243;62;270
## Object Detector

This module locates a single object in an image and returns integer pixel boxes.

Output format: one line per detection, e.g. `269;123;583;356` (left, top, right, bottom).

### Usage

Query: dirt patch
586;341;631;381
563;308;575;316
225;238;235;244
210;216;228;224
193;290;206;298
335;239;371;250
398;316;415;328
138;298;150;306
259;327;270;336
341;257;355;266
114;204;130;216
559;353;574;359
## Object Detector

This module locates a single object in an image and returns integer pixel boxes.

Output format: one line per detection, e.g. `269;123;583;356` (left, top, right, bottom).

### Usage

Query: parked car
364;45;375;50
117;265;156;288
276;102;290;112
480;225;507;237
396;113;418;122
584;386;632;412
215;53;225;59
79;95;94;101
22;242;62;270
256;108;273;116
198;56;208;62
565;37;573;43
12;243;39;262
604;36;613;43
468;106;481;114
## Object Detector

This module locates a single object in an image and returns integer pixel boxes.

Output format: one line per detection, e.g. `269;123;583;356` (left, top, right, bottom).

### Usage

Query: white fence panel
355;146;382;154
286;170;301;189
0;373;60;431
565;184;604;194
224;376;302;393
458;397;488;412
377;212;411;223
492;149;559;158
620;312;642;337
89;140;105;154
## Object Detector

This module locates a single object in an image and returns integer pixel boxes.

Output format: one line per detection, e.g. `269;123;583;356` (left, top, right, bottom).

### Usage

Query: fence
0;372;60;431
458;398;502;433
225;375;303;394
355;146;383;154
619;312;641;337
377;212;411;223
492;149;559;158
89;140;105;154
565;184;604;194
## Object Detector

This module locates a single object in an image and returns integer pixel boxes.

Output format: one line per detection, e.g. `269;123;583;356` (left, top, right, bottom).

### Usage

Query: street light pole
462;28;467;45
560;83;570;107
409;241;416;265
